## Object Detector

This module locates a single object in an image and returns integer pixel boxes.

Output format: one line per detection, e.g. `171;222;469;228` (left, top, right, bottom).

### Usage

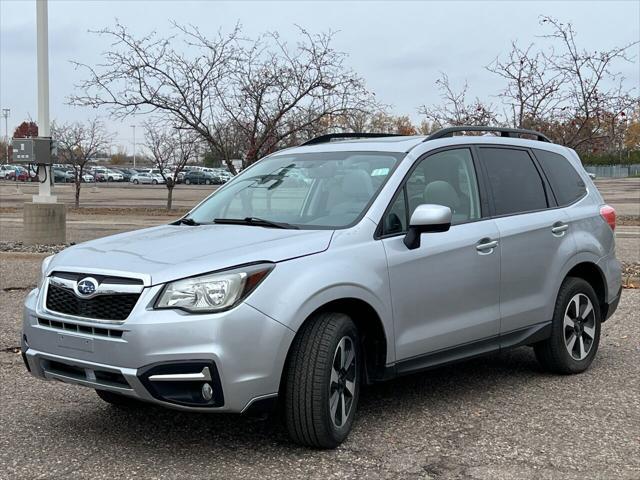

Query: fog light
202;383;213;401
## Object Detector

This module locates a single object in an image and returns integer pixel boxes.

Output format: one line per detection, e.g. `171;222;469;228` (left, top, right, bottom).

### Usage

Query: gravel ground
0;257;639;480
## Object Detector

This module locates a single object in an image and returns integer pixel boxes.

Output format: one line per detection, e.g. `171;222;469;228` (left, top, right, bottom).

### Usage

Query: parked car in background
80;172;95;183
1;164;15;179
11;166;33;182
92;168;124;182
183;170;220;185
210;168;234;183
131;172;165;185
112;168;136;182
53;168;74;183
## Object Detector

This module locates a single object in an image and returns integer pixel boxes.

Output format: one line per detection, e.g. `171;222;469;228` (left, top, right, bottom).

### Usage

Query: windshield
188;151;403;229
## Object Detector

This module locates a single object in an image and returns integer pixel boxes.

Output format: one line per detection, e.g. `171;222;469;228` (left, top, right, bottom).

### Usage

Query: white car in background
92;167;124;182
80;172;95;183
0;164;15;179
211;168;234;182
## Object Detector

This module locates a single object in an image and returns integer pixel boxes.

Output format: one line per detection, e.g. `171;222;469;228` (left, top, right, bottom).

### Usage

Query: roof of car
275;133;569;157
274;135;427;155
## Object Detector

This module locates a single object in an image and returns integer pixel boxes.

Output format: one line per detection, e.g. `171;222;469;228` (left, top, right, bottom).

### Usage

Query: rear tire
95;389;143;409
284;312;361;449
185;179;191;185
534;277;601;374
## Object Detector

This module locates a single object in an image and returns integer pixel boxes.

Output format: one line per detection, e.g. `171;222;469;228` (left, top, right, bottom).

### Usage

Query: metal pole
35;0;55;202
1;108;9;163
131;124;136;168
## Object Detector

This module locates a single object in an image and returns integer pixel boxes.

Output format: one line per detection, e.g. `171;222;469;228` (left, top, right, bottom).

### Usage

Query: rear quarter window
533;149;586;206
479;147;548;216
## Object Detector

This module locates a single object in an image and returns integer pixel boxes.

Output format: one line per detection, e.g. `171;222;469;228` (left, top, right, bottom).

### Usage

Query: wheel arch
564;261;608;317
279;297;389;393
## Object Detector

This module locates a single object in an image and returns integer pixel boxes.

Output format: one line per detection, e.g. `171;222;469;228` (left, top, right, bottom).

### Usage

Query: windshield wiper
173;217;200;226
213;217;299;229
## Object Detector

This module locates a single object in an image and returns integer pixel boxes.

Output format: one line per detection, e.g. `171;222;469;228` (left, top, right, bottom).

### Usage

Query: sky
1;0;639;153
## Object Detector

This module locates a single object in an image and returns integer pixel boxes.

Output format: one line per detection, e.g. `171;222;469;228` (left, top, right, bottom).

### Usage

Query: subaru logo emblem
75;277;98;298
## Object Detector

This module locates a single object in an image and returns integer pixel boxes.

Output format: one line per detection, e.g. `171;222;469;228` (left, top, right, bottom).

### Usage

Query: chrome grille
45;272;144;321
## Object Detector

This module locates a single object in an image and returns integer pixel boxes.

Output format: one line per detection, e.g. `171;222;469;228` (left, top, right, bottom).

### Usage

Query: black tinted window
534;149;586;206
480;148;548;216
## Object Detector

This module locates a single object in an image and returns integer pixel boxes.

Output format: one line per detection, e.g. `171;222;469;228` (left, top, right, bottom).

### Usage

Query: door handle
551;222;569;236
476;239;498;254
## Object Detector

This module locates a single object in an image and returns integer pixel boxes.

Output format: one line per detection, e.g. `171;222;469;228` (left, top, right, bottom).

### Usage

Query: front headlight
38;255;55;290
155;263;274;313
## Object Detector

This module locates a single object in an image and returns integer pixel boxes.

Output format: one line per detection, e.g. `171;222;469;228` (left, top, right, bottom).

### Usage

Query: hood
48;224;334;285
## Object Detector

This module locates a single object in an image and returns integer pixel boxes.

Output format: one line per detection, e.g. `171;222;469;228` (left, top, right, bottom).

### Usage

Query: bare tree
71;23;236;166
216;27;379;165
51;119;111;207
539;16;638;151
70;23;378;173
419;73;499;128
144;121;197;210
486;42;565;130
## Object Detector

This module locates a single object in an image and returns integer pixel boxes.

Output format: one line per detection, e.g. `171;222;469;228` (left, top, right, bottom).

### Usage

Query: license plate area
57;333;94;353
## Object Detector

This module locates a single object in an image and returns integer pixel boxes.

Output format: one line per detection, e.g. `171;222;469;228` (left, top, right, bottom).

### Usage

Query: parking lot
0;177;639;479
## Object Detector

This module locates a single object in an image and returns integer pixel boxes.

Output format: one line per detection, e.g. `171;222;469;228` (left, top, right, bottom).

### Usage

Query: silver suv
21;127;622;448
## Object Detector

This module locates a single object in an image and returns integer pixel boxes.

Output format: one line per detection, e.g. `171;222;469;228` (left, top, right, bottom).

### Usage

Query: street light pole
35;0;55;202
23;0;65;246
1;108;9;164
131;124;136;168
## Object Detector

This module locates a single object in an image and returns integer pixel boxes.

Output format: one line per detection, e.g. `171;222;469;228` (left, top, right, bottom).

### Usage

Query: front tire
152;179;158;185
95;389;143;409
133;179;139;184
284;312;361;448
534;277;601;374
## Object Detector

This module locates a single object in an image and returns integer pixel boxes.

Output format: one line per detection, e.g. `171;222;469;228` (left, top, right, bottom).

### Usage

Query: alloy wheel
329;336;357;428
563;293;596;360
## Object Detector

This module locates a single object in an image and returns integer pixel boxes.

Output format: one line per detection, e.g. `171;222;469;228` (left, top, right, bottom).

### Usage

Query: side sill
378;321;552;380
499;321;552;349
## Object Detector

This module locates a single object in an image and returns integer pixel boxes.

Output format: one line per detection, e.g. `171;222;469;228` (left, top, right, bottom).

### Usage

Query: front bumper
21;286;295;413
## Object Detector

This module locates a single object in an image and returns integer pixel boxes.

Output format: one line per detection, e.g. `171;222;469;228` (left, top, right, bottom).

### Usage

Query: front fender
245;237;395;363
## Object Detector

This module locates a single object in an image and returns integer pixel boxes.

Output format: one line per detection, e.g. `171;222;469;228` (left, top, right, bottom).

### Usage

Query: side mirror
403;204;452;250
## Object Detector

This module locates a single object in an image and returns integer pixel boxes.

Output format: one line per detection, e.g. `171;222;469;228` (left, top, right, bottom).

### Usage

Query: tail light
600;205;616;231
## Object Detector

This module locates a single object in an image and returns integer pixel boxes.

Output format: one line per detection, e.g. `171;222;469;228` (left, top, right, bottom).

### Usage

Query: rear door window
479;147;548;216
533;149;586;206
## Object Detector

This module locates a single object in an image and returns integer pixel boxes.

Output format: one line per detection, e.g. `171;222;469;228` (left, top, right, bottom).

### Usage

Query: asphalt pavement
0;256;638;479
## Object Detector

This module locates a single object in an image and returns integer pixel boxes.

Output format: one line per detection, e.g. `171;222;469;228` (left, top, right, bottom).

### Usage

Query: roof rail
426;126;552;143
302;132;405;146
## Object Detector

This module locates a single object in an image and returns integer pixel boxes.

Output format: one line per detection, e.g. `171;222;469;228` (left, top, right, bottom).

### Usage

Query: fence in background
584;164;640;178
